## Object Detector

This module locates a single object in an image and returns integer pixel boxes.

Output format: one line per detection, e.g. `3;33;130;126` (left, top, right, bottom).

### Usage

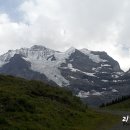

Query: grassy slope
0;75;119;130
106;99;130;112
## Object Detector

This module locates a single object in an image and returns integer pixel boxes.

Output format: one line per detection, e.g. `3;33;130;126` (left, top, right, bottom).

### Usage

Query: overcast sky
0;0;130;71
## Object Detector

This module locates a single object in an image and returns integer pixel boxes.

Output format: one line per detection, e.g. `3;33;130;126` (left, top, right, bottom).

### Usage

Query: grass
0;75;119;130
105;99;130;112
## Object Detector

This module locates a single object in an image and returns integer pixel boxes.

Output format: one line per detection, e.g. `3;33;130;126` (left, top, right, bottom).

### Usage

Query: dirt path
91;107;130;130
110;123;130;130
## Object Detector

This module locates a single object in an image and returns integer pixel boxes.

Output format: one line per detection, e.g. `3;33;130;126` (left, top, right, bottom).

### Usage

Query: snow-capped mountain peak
30;45;46;50
0;45;57;63
30;45;56;53
128;69;130;73
80;48;91;54
0;45;124;89
80;48;107;63
65;47;76;55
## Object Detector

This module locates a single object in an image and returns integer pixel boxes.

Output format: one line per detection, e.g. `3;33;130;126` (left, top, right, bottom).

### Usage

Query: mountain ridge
0;45;129;106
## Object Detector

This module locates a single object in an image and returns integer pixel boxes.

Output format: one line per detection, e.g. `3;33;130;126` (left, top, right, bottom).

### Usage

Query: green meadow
0;75;119;130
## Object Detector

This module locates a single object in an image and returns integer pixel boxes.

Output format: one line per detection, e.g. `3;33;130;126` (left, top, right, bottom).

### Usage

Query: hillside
106;98;130;112
0;75;119;130
99;97;130;130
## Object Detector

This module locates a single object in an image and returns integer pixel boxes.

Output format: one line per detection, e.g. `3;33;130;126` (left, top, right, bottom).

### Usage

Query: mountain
0;54;55;86
119;68;130;83
0;45;129;106
0;75;119;130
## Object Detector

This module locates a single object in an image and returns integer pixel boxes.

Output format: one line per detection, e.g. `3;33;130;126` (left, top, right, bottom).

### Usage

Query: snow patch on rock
101;64;111;67
80;49;107;63
76;91;90;98
112;89;118;93
102;80;109;82
77;90;102;98
67;63;96;77
70;76;77;79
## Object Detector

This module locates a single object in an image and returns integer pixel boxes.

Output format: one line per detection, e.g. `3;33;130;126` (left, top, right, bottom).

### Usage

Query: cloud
0;0;130;71
0;13;29;51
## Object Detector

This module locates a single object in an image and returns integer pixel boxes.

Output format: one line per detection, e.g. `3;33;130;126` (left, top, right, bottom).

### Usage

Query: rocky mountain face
0;45;129;106
119;69;130;84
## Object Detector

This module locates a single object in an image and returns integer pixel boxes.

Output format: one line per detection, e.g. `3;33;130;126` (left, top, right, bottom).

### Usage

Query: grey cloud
0;0;130;71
